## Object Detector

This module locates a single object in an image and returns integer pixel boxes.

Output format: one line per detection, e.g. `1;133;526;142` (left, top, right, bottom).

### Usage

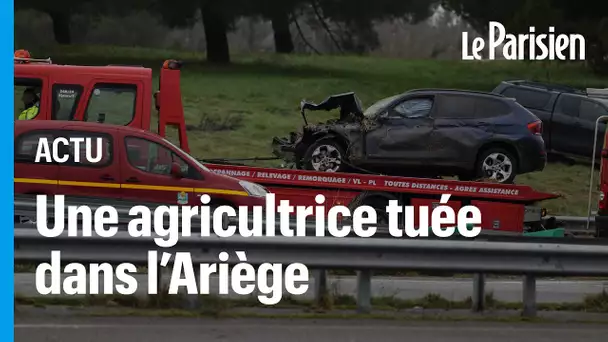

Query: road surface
14;315;608;342
15;273;608;303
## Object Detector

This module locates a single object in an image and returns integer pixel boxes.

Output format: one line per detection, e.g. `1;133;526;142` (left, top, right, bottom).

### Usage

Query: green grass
27;44;608;215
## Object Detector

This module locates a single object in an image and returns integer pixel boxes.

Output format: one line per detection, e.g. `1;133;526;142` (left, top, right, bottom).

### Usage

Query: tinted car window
501;87;551;110
580;99;608;121
15;130;55;163
392;98;433;118
434;95;475;118
474;97;511;118
555;94;582;117
14;129;112;167
61;131;113;167
125;136;202;180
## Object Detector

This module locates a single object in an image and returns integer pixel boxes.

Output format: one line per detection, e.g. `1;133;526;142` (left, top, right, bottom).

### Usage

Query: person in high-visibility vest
18;87;40;120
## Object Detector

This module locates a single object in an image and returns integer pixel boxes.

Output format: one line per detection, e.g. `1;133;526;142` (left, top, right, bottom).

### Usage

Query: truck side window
52;84;83;121
14;130;55;164
501;87;551;110
15;77;44;120
85;83;137;126
580;100;608;122
125;137;202;180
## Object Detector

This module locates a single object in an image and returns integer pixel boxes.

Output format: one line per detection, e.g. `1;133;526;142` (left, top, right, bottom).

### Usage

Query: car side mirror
170;162;183;179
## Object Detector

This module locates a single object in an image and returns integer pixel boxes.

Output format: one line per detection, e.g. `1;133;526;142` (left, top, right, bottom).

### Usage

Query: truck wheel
476;148;518;184
302;138;347;173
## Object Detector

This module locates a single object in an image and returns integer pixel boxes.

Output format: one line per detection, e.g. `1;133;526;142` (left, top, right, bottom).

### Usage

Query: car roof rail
506;80;586;95
407;88;506;98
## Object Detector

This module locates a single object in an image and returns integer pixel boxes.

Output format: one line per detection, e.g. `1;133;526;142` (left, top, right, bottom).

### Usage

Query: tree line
15;0;608;73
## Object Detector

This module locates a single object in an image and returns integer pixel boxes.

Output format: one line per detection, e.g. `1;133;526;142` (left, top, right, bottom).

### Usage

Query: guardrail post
313;269;328;307
356;270;372;314
471;273;485;312
157;267;163;294
522;274;537;317
185;267;200;309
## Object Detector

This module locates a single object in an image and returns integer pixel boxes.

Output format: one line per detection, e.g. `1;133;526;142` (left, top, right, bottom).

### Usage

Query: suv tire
301;138;347;173
475;147;518;184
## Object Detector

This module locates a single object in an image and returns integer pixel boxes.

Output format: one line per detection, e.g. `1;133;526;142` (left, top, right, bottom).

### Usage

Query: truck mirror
97;113;106;123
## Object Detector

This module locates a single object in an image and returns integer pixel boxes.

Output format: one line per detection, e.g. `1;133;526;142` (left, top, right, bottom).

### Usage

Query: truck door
364;96;434;165
119;133;199;206
55;127;122;200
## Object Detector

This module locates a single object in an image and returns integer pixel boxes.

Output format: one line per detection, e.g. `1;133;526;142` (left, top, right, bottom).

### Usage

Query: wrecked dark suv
272;89;547;184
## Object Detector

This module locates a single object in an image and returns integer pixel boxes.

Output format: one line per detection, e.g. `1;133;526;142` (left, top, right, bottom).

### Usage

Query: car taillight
600;192;606;210
602;149;608;158
527;121;542;135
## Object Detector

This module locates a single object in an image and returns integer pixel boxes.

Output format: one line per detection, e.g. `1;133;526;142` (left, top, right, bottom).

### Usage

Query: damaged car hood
300;92;364;124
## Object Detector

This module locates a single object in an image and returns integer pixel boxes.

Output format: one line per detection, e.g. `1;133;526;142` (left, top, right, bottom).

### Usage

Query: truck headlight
239;181;268;197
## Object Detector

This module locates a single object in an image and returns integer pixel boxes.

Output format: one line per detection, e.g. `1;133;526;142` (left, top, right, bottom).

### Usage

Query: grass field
30;45;608;215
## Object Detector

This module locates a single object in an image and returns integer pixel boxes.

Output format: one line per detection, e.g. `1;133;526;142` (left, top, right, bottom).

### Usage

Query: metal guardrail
13;198;608;317
555;215;596;235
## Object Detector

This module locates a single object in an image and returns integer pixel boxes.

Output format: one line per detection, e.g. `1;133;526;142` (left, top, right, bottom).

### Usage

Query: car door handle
125;177;141;183
100;174;114;181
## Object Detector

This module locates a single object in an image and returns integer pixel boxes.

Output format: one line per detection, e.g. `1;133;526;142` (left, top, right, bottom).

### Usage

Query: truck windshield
162;137;210;172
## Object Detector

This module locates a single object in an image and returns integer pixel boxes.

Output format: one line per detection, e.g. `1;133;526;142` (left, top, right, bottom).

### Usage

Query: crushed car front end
271;131;302;164
272;92;366;168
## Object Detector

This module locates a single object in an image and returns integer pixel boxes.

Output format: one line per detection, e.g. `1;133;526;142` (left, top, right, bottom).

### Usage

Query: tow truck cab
13;49;189;152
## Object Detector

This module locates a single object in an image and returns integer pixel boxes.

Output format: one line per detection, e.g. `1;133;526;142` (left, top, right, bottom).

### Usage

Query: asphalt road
15;273;608;303
14;315;608;342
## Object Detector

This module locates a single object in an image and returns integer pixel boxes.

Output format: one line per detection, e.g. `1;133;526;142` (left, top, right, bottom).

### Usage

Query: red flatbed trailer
13;50;561;235
206;163;559;235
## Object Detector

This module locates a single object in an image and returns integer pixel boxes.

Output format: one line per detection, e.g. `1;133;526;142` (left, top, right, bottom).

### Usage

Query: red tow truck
14;50;563;236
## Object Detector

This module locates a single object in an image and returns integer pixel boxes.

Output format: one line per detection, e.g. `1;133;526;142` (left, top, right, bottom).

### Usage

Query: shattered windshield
363;94;402;117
